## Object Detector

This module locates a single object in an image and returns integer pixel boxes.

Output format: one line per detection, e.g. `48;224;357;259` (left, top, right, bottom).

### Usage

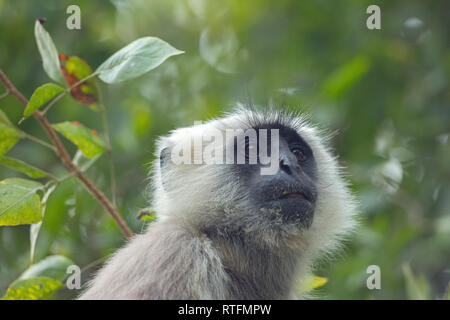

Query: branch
0;69;133;239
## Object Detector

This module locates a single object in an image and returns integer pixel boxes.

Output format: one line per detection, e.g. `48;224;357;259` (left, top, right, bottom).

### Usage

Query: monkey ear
159;147;171;191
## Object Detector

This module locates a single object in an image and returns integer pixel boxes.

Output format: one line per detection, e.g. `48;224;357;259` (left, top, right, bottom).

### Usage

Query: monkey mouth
280;192;306;200
278;191;312;204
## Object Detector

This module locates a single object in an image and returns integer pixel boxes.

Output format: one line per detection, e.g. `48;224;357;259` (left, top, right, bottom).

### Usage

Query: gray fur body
79;222;302;299
79;107;357;300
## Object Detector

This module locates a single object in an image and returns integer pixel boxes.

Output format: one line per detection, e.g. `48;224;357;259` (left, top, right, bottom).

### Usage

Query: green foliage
298;274;329;293
0;178;43;226
96;37;184;83
52;121;106;158
0;11;185;300
64;57;95;86
402;264;431;300
34;20;65;84
30;185;57;264
0;156;48;178
23;83;65;118
60;56;99;110
0;110;24;156
137;208;157;222
322;56;371;98
19;255;74;282
1;277;62;300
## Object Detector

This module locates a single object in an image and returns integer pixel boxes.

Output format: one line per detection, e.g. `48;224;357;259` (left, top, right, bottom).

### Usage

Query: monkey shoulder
79;221;228;299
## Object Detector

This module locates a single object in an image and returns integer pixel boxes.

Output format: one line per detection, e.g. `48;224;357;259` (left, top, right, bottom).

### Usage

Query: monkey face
232;124;318;230
158;121;319;233
153;108;355;255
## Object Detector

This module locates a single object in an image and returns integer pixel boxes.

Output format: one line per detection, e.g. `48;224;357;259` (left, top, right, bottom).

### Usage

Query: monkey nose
279;155;299;176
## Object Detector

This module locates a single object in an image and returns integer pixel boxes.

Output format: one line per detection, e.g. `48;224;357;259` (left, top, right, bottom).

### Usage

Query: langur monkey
79;106;357;299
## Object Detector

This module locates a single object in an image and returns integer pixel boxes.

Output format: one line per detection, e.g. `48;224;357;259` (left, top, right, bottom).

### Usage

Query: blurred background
0;0;449;299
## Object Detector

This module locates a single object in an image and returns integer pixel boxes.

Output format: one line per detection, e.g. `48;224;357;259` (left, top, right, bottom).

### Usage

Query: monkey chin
260;197;315;230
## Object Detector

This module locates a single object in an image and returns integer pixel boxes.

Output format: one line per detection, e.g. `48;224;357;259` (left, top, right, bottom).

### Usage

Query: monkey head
152;106;356;252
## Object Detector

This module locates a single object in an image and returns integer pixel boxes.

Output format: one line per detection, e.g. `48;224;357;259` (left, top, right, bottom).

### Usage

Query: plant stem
41;72;99;116
23;132;57;151
0;69;133;239
57;153;102;184
0;89;9;99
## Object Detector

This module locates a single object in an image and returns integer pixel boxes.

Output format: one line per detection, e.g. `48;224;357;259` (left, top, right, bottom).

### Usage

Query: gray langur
79;106;357;300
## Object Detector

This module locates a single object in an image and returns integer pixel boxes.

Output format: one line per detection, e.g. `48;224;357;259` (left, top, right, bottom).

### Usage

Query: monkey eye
291;147;306;162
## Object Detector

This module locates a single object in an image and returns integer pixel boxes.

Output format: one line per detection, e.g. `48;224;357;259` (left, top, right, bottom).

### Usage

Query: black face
232;124;318;229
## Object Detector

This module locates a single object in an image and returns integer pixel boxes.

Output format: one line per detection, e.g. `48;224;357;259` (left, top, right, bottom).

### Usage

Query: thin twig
57;153;102;184
81;255;108;273
0;69;133;238
0;89;9;99
23;132;57;151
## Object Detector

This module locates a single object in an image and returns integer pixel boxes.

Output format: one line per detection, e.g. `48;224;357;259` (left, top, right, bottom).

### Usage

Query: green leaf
298;274;328;293
402;263;431;300
322;56;371;98
96;37;184;84
64;56;96;90
30;184;56;263
60;56;99;110
306;275;328;290
52;121;105;158
34;20;65;84
0;156;48;178
137;208;157;222
24;83;65;118
20;255;74;283
1;277;62;300
0;178;43;226
0;110;24;156
30;222;42;264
